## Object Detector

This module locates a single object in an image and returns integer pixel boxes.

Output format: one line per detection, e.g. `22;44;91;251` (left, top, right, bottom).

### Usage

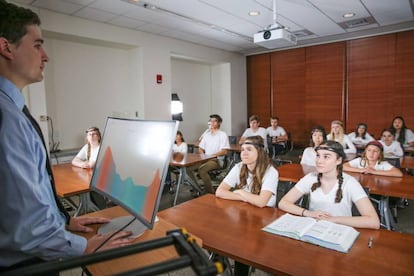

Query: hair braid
311;173;322;192
335;165;344;203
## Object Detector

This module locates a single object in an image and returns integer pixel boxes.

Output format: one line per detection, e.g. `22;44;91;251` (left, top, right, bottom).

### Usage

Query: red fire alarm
156;74;162;84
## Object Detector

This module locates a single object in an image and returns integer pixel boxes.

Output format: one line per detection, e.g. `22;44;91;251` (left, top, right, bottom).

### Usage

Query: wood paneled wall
246;30;414;147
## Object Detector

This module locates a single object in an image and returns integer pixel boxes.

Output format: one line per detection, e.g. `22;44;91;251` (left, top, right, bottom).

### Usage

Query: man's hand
67;216;111;233
85;230;134;254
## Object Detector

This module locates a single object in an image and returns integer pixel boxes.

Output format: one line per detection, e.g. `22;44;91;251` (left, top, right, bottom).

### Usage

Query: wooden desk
80;206;202;275
170;153;216;206
159;194;414;275
52;163;91;197
52;163;97;215
403;146;414;155
277;163;414;230
400;156;414;170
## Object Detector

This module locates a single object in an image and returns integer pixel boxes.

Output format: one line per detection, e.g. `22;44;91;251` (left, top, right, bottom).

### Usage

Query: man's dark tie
22;105;71;224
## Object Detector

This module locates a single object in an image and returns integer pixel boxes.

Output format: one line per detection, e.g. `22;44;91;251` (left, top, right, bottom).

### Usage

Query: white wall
17;3;247;150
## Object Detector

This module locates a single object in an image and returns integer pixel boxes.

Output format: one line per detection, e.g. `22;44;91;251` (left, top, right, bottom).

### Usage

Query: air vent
339;17;377;29
292;29;314;37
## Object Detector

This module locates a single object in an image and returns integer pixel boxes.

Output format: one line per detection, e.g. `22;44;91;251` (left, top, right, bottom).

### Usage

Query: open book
262;213;360;253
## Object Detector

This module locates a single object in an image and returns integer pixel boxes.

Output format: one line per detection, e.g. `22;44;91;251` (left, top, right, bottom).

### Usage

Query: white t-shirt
199;130;230;164
395;128;414;147
347;132;374;146
223;162;278;207
241;127;267;149
327;134;356;154
266;126;287;146
379;140;403;158
347;157;394;170
300;147;316;166
75;144;100;162
173;142;188;153
295;172;367;216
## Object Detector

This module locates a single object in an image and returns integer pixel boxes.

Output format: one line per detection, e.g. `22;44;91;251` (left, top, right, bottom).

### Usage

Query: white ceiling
12;0;414;55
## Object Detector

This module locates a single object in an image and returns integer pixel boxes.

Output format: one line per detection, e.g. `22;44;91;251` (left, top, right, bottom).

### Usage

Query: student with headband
216;135;278;208
343;140;403;177
327;120;357;154
72;126;101;168
279;141;380;229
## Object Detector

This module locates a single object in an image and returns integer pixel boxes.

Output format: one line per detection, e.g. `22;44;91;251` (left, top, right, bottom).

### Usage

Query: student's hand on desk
85;230;134;254
306;210;331;220
67;217;111;233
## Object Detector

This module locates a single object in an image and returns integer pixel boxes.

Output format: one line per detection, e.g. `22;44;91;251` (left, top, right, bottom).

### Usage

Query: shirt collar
0;76;25;110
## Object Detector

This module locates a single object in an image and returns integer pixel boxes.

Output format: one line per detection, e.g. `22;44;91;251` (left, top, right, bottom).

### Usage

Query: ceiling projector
254;28;297;49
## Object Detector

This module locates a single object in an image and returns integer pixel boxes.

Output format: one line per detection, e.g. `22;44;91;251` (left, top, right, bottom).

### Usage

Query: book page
263;214;316;239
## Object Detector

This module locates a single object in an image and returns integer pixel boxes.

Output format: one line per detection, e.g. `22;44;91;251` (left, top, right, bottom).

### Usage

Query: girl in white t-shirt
390;116;414;148
379;129;403;158
327;120;356;154
344;141;403;177
216;135;278;208
300;125;327;167
72;126;101;168
279;141;380;229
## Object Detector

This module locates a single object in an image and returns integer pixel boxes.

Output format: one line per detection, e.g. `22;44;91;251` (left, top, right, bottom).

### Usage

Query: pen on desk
368;236;373;248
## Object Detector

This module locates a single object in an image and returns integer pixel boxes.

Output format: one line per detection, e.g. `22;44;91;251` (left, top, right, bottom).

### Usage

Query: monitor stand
98;215;148;238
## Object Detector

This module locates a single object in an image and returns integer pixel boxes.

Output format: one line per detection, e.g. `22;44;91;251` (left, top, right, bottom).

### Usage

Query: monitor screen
90;117;178;232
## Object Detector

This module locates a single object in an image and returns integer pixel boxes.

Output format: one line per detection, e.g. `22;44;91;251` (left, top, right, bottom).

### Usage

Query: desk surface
52;163;91;197
277;163;414;199
81;206;201;275
170;153;216;167
159;194;414;275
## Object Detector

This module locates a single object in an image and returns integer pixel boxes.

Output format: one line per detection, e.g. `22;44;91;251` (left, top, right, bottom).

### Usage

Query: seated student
239;115;267;151
265;116;288;158
72;126;101;168
300;126;327;167
216;135;278;275
343;141;403;177
216;135;278;208
327;120;356;154
187;114;229;194
347;123;374;148
379;129;404;158
166;131;188;192
279;141;380;229
390;116;414;148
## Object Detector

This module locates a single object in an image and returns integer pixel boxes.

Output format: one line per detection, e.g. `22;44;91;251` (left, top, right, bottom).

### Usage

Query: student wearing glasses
187;114;230;194
279;141;380;229
72;126;101;168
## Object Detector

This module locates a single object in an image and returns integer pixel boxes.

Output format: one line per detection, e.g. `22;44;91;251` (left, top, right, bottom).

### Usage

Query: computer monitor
90;117;178;236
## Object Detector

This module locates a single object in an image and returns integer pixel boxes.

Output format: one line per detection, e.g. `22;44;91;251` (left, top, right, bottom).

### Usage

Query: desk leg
380;196;397;231
74;193;100;217
173;168;185;206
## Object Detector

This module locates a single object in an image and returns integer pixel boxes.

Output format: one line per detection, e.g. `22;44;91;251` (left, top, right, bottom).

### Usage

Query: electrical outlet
39;115;48;121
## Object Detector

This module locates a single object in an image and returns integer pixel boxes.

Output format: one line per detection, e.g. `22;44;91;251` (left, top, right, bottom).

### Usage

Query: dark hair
209;114;222;123
310;125;327;147
175;130;185;143
237;135;271;195
312;141;345;203
0;1;41;44
390;116;408;145
354;123;368;139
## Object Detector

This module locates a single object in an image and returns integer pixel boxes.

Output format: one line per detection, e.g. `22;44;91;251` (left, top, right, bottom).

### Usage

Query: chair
208;154;234;183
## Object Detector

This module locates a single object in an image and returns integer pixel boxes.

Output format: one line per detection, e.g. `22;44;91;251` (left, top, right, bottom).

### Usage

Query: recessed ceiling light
249;11;260;16
343;12;355;18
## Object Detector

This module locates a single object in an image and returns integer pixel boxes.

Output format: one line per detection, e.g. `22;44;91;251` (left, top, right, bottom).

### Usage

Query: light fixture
171;93;183;121
343;12;355;18
249;11;260;16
